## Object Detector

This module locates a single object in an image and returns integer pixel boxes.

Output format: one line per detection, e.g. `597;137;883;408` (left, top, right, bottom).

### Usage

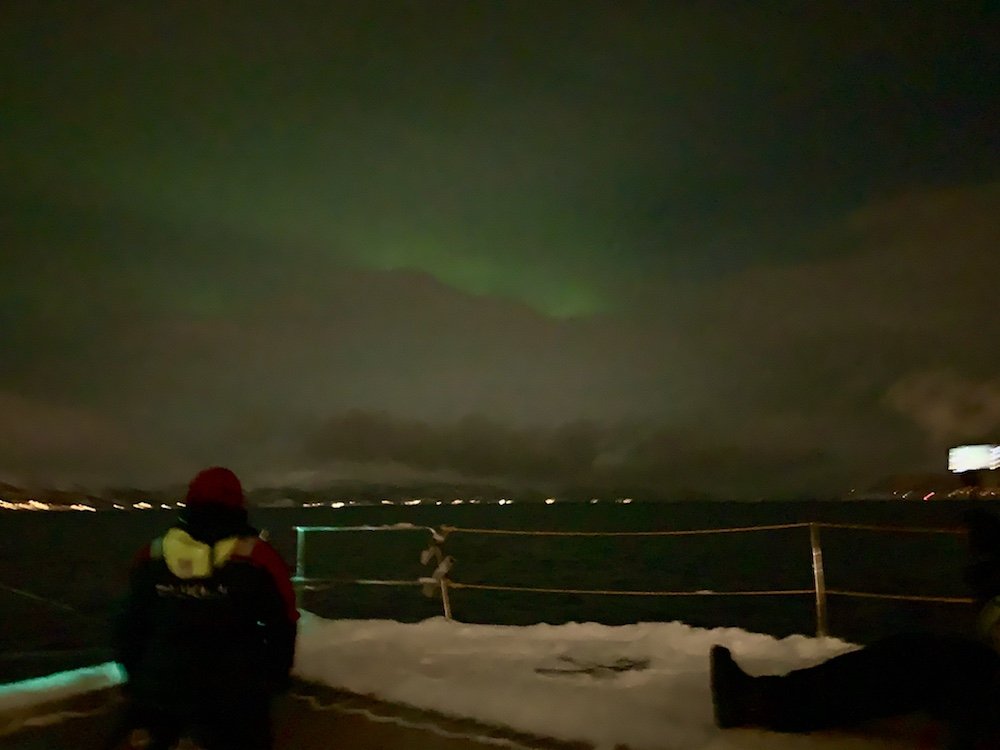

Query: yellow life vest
151;528;257;580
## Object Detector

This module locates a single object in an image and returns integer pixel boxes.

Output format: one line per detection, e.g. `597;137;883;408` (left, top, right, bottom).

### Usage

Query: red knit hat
185;466;245;509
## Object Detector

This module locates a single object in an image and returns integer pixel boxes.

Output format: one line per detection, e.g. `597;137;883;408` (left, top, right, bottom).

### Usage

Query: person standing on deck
110;467;299;750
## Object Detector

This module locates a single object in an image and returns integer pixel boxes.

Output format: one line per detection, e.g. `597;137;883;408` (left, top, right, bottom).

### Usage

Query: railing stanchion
809;523;828;637
295;527;306;607
440;579;453;621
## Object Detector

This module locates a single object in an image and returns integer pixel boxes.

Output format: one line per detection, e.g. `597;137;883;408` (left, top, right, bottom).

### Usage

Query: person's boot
710;645;774;729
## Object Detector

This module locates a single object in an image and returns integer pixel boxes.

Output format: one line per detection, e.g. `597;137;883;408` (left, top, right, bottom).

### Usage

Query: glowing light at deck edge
0;662;122;708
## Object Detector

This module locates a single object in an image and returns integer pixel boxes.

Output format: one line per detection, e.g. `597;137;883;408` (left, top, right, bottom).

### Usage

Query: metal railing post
809;523;828;637
295;526;306;607
440;579;453;621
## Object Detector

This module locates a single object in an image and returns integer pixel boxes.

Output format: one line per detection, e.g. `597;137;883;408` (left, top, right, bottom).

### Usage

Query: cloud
688;182;1000;351
0;392;126;457
250;180;1000;495
884;370;1000;445
1;182;996;495
302;410;832;498
0;391;154;485
304;411;603;483
621;181;1000;486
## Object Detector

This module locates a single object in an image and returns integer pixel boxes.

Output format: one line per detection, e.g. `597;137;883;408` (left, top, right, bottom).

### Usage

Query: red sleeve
131;543;152;568
250;541;300;623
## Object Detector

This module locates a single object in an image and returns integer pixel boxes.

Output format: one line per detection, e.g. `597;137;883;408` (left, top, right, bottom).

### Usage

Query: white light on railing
451;499;464;505
545;498;556;505
331;501;345;509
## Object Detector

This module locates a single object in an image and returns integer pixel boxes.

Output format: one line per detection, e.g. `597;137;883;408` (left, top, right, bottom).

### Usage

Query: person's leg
191;696;273;750
104;702;183;750
711;633;1000;733
102;701;140;750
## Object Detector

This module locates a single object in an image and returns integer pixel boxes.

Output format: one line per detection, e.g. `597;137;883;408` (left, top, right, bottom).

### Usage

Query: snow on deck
2;614;939;749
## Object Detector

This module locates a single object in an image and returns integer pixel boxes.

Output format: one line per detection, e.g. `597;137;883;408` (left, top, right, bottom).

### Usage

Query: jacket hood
185;466;245;509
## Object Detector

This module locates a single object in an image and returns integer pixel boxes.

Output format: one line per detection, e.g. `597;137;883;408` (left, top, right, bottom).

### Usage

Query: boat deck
0;682;586;750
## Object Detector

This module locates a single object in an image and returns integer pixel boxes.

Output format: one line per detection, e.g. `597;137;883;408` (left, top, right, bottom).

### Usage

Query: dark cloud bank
3;183;998;497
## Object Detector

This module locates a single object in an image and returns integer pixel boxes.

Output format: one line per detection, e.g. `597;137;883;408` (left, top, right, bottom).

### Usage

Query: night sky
2;2;998;496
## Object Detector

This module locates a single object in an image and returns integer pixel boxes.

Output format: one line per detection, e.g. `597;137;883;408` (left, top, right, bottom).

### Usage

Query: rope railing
292;520;974;637
296;579;426;591
438;522;811;536
811;522;965;535
447;582;815;597
824;590;972;604
438;521;966;536
0;581;83;614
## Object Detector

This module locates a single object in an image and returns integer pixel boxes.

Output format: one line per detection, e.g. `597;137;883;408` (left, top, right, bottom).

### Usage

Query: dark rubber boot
710;645;772;728
713;634;1000;736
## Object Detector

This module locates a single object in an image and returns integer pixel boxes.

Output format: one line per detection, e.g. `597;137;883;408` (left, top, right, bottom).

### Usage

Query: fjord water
0;500;983;683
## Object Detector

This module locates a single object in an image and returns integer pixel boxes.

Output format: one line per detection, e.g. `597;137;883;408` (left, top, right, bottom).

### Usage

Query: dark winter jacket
964;508;1000;652
113;504;299;711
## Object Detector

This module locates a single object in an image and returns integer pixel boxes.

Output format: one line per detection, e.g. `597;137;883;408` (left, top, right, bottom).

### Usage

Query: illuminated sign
948;444;1000;473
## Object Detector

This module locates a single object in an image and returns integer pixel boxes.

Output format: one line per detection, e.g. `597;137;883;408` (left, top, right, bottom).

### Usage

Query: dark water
0;500;987;684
